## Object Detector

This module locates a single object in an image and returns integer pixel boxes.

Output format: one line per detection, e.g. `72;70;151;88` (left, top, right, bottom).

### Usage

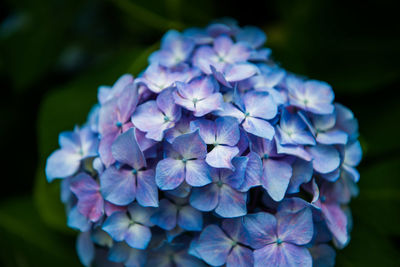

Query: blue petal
172;130;207;159
100;167;136;206
243;212;277;249
226;245;254;267
178;205;203;231
196;225;232;266
242;117;275;140
190;183;219;211
125;224;152;249
155;158;185;190
261;159;292;202
215;185;247;218
111;128;146;169
102;211;130;241
307;145;340;174
185;159;212;187
46;149;81;181
136;169;158;207
206;145;239;169
215;116;240;146
77;232;95;267
150;199;177;230
67;206;91;232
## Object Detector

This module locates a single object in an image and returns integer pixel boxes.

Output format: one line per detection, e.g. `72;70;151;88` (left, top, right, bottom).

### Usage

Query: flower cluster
46;19;362;267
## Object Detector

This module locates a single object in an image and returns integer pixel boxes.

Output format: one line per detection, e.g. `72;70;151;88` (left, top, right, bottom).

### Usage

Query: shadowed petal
178;205;203;231
155;158;185;190
215;185;247;218
150;199;177;230
239;152;262;191
100;167;136;206
196;225;232;266
321;204;348;247
99;132;118;167
190;184;219;211
243;212;277;249
226;245;254;267
254;243;312;267
287;159;313;194
77;232;95;267
117;84;138;123
102;211;130;241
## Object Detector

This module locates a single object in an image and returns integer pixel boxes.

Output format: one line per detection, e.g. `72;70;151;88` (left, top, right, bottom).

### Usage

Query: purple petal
136;169;158;207
185;159;212;187
196;225;232;266
189;119;216;144
131;101;166;141
102;211;130;241
178;205;203;231
100;167;136;206
239;152;262;191
155;158;185;190
275;141;312;161
224;63;258;82
70;173;104;222
261;159;292;202
214;102;245;122
46;149;81;181
214;35;234;58
321;204;348;247
99;132;118;167
226;245;254;267
150;199;177;230
236;26;267;48
223;156;249;189
190;183;219;211
206;145;239;169
243;117;275;140
125;224;152;249
244;91;277;120
254;243;312;267
215;185;247;218
307;145;340;174
243;212;277;249
193;93;224;117
172;130;207;159
276;208;313;245
111;128;146;170
117;84;138;123
156;88;182;120
215;116;240;146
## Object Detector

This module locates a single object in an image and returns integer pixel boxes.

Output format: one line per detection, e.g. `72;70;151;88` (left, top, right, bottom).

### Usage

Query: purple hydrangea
46;19;362;267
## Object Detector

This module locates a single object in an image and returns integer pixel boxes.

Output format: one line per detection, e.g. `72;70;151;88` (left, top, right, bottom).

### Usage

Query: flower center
182;158;188;163
217;180;224;187
320;196;326;203
132;169;138;175
116;121;123;128
263;154;269;160
244;112;250;118
276;238;283;245
164;115;170;122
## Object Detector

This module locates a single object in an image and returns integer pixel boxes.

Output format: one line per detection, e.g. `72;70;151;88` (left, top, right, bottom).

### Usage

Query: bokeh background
1;0;399;266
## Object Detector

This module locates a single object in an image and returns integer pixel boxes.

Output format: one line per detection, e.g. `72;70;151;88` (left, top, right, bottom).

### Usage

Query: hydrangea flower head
46;19;362;267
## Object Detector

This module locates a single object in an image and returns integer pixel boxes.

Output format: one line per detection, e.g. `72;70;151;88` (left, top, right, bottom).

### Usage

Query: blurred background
1;0;399;266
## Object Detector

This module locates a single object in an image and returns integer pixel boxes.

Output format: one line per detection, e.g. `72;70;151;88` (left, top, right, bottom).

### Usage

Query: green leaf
0;196;80;267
